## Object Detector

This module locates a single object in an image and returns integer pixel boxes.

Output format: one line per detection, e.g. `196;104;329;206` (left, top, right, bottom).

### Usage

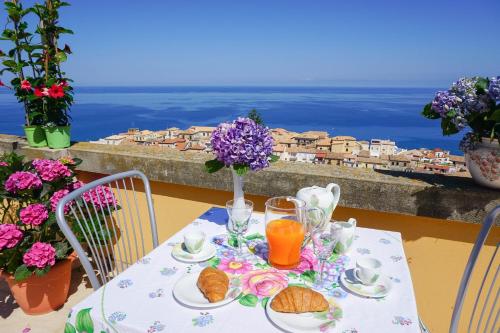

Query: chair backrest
56;170;158;290
450;205;500;333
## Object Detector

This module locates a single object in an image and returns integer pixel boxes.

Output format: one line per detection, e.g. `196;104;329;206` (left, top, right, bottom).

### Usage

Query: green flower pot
44;126;71;149
23;126;48;148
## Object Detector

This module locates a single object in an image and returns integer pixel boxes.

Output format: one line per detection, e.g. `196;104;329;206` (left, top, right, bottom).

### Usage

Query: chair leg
419;316;431;333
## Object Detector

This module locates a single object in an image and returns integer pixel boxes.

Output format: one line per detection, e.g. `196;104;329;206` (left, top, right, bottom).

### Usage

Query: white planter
465;138;500;189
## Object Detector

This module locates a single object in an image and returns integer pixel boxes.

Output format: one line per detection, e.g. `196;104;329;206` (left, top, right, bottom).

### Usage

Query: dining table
66;207;421;333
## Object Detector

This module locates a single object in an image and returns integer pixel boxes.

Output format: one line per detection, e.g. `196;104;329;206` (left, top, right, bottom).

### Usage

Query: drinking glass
265;196;306;269
302;208;326;249
312;223;341;285
226;199;253;256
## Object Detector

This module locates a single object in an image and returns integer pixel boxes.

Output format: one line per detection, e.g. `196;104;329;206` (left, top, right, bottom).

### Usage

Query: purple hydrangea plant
206;117;276;175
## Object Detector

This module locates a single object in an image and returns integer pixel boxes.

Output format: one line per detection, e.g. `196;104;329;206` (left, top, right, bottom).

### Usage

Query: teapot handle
326;183;341;209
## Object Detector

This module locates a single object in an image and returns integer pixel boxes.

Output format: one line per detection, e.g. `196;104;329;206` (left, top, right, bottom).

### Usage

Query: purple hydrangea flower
211;117;274;171
431;91;461;117
489;76;500;101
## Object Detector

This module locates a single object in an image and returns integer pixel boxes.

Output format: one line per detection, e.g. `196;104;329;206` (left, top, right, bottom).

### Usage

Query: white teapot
296;183;340;224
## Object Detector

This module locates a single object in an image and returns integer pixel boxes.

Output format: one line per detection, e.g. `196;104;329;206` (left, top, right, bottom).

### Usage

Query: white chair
449;205;499;333
56;170;159;290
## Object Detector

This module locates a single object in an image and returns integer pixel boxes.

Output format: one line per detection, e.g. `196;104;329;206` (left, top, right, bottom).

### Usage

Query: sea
0;86;462;154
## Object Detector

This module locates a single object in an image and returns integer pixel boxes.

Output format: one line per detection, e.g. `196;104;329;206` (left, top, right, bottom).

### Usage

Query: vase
1;253;76;315
465;138;500;189
228;168;247;235
23;126;48;148
44;126;71;149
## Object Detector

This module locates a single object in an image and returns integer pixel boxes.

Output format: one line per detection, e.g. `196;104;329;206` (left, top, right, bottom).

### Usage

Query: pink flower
83;185;117;210
59;80;69;88
50;188;72;213
218;257;253;274
0;224;23;250
23;242;56;269
4;171;42;193
20;80;31;90
241;270;288;297
291;247;318;273
0;161;8;167
32;158;72;182
70;180;84;191
59;156;75;165
20;204;49;226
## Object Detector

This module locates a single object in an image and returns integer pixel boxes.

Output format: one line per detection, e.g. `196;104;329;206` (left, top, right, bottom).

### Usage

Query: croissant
197;267;229;303
270;286;329;313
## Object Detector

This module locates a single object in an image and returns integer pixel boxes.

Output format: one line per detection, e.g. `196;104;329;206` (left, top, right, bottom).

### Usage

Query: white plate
171;242;216;263
340;269;392;298
266;294;342;333
172;272;241;309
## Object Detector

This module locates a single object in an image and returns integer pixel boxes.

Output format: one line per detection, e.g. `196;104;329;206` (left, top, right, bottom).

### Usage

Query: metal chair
56;170;159;290
450;205;500;333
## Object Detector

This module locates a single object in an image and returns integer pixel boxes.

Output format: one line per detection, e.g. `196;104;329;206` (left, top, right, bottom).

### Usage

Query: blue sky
2;0;500;86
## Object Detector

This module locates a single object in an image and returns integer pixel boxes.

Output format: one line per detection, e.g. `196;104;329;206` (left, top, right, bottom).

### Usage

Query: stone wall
1;134;498;223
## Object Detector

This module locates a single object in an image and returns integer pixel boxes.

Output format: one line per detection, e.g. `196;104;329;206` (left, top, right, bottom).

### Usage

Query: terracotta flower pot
1;253;76;315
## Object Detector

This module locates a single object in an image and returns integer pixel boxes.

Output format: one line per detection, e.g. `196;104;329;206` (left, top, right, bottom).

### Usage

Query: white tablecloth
66;207;420;333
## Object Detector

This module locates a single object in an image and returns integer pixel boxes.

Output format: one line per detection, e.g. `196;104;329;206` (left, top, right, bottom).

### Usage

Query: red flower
20;80;31;90
48;84;64;99
0;80;4;87
58;80;69;88
34;86;48;97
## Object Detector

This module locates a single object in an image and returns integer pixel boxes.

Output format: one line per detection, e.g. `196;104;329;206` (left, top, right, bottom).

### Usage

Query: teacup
354;257;382;285
183;231;206;254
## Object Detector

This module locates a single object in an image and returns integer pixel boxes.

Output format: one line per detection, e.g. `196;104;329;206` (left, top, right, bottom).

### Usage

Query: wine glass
302;208;326;249
312;223;341;285
226;199;253;256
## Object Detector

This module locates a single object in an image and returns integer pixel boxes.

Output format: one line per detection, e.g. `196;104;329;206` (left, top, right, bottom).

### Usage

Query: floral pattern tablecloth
66;207;420;333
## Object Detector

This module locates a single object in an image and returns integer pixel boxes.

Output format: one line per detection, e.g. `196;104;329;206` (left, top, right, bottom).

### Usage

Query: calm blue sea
0;86;462;154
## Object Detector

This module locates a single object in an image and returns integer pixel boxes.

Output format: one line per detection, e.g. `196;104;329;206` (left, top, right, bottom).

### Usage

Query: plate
171;242;216;263
265;294;342;333
172;272;241;309
340;269;392;298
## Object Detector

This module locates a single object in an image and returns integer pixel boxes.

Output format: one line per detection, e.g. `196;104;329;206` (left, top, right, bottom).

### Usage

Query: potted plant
422;76;500;189
0;0;74;149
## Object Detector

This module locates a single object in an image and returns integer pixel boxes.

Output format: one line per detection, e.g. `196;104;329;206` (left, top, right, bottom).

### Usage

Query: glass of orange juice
265;196;306;270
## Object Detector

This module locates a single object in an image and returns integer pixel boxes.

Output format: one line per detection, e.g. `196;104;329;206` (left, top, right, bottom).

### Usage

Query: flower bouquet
205;117;276;207
422;76;500;188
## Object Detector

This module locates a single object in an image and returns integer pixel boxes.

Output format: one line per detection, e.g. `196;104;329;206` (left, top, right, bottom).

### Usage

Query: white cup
354;257;382;285
183;231;206;254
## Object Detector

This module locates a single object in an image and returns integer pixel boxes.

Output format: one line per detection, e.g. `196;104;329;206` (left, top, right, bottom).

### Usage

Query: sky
1;0;500;86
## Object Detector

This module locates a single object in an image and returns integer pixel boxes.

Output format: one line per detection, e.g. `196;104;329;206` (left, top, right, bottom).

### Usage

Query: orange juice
266;219;305;269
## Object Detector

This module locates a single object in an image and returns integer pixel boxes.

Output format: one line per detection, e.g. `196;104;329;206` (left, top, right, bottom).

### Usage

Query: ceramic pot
465;138;500;189
296;183;341;224
1;253;76;315
23;126;47;148
44;126;71;149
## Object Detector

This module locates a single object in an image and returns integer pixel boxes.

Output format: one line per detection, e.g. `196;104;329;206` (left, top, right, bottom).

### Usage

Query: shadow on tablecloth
197;207;229;226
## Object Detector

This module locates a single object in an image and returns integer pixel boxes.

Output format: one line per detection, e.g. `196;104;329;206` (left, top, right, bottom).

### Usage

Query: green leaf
75;308;94;333
244;233;265;241
14;265;31;281
204;159;224;173
206;256;220;268
2;59;17;68
54;242;69;259
261;296;270;308
422;103;440;120
239;294;258;307
287;272;299;278
55;51;67;62
476;77;488;92
40;183;53;198
228;234;239;248
490;109;500;122
441;117;460;136
300;270;317;284
232;163;249;176
64;323;77;333
269;154;279;163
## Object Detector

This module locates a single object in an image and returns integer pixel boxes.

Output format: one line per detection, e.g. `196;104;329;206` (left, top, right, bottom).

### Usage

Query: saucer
340;269;392;298
173;272;241;309
171;242;216;263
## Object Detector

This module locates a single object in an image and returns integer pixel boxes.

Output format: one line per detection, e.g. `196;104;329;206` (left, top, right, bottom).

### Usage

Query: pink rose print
241;269;288;297
218;257;253;274
291;247;318;273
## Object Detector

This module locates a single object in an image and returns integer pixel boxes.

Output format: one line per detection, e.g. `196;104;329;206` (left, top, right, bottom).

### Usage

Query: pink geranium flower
32;158;72;182
218;257;253;274
241;269;288;297
4;171;42;193
23;242;56;269
20;203;49;226
0;224;23;250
